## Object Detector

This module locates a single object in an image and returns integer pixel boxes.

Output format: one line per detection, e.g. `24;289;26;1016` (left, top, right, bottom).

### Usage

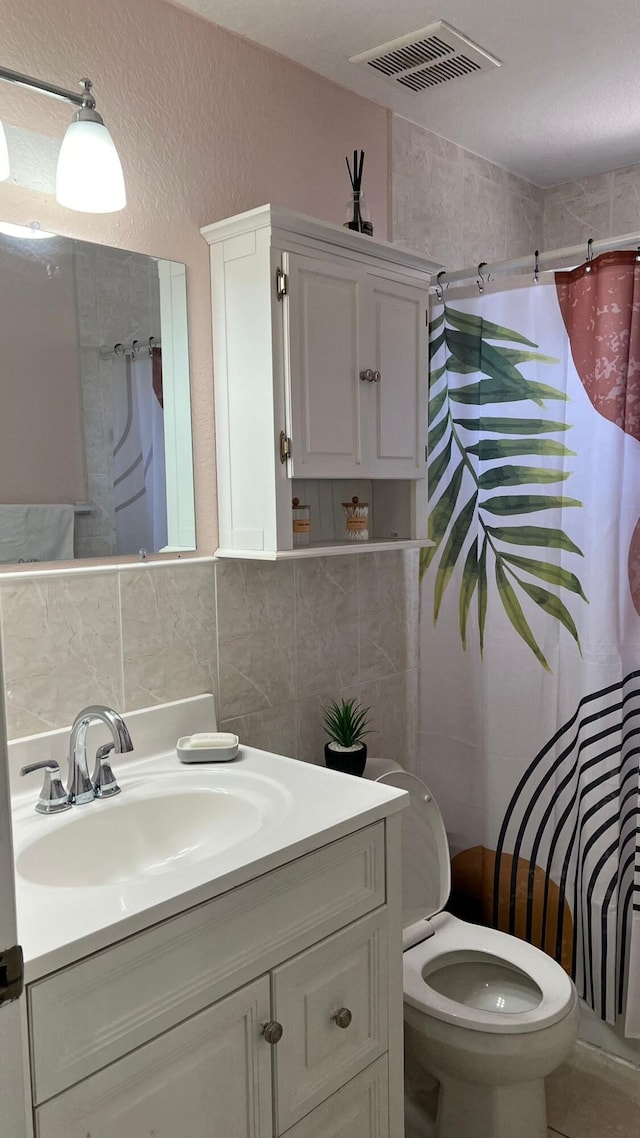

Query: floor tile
546;1043;640;1138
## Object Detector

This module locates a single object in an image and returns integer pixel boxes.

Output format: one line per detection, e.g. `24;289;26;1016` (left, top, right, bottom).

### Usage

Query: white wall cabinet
27;820;405;1138
202;206;440;559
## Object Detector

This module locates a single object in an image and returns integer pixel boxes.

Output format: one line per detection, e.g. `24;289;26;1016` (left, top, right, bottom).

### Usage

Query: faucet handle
20;761;71;815
93;743;121;799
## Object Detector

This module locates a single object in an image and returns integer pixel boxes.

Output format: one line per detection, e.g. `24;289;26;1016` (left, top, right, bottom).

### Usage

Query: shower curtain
420;251;640;1035
113;347;167;555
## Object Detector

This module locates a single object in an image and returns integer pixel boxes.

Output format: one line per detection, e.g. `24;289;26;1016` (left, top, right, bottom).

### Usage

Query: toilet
364;758;578;1138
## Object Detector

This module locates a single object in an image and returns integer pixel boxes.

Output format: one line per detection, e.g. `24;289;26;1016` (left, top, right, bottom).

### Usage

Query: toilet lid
376;772;451;927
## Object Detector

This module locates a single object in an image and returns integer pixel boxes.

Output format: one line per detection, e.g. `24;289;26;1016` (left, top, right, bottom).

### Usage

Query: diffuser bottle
344;190;373;236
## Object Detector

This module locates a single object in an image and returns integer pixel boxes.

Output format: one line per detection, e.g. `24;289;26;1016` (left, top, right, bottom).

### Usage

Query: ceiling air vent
349;21;500;93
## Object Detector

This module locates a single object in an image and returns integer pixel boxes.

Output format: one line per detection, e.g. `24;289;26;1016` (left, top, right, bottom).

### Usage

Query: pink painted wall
0;237;85;503
0;0;389;552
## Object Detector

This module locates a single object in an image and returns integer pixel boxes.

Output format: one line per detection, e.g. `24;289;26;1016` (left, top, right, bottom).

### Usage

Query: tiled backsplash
0;551;418;768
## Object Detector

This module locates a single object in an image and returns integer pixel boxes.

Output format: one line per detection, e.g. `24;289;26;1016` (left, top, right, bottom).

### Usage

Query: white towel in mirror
0;504;75;563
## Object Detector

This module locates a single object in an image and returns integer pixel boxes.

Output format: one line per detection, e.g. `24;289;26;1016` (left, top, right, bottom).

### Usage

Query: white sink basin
9;698;406;981
15;768;292;889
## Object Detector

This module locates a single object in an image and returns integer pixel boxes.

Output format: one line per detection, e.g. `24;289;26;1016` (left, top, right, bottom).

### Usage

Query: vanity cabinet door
285;1057;389;1138
271;909;388;1134
35;977;272;1138
364;273;428;478
284;252;365;479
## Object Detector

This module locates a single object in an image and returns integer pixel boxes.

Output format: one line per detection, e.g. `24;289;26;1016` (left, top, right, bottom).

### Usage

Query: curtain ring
114;343;125;356
131;340;139;358
635;247;640;264
435;270;446;302
477;262;487;294
585;238;594;273
533;249;540;285
148;336;156;356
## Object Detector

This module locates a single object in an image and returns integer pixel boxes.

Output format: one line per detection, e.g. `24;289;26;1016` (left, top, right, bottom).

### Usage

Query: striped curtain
113;350;167;554
419;253;640;1033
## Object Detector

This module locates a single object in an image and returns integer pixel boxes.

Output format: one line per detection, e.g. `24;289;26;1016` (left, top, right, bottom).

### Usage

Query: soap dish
177;733;239;763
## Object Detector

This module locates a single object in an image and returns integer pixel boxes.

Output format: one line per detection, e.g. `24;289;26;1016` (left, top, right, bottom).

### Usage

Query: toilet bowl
364;758;578;1138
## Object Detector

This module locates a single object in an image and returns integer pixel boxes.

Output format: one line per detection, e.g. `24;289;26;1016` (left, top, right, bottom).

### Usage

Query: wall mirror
0;225;196;565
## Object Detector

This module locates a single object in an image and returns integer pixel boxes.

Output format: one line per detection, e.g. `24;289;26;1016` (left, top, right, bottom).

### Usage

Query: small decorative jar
292;497;310;546
342;495;369;541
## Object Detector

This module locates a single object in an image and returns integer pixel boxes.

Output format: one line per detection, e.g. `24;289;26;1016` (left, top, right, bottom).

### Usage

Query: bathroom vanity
9;697;407;1138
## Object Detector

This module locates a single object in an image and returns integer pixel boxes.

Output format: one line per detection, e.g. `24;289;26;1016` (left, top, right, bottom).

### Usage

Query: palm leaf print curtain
419;252;640;1034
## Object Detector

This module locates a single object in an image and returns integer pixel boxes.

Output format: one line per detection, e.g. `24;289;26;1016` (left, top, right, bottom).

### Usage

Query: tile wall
0;552;418;767
543;165;640;250
392;112;640;272
391;115;544;271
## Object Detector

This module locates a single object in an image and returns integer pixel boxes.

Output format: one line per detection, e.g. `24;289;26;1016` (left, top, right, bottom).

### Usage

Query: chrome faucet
66;705;133;805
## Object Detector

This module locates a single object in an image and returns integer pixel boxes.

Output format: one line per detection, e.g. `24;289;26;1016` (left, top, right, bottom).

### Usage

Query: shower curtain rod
431;228;640;292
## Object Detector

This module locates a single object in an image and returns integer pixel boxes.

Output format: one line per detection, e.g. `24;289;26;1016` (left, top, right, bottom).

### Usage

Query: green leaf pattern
421;304;587;668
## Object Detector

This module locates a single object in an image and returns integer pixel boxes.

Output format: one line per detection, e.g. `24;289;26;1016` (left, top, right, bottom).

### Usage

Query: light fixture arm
0;66;95;110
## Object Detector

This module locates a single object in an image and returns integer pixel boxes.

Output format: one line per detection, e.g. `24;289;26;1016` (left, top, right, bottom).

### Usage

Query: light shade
0;220;55;240
0;120;9;182
56;118;126;213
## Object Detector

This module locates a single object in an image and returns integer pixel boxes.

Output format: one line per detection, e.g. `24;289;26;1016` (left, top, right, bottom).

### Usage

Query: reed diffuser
344;149;373;236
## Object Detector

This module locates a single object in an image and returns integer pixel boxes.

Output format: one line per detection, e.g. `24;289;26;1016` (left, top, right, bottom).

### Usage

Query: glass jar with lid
342;496;369;541
292;497;311;546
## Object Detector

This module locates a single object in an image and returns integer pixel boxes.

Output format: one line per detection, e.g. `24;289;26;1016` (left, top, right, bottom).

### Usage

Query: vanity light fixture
0;67;126;213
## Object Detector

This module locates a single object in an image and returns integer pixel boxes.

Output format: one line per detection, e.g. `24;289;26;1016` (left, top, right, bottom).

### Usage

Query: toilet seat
404;911;575;1033
371;769;576;1035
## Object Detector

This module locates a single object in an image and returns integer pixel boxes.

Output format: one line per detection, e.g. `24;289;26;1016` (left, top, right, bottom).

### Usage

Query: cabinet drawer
29;823;385;1104
284;1057;389;1138
272;909;388;1133
35;977;272;1138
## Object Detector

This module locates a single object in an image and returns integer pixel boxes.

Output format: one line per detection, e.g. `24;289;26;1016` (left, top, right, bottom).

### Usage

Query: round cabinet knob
332;1007;352;1029
359;369;374;382
261;1020;283;1045
372;370;381;383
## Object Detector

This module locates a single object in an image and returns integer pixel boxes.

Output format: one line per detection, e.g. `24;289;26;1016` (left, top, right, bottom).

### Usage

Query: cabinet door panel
369;276;428;477
35;978;272;1138
272;909;388;1133
285;253;363;478
285;1057;389;1138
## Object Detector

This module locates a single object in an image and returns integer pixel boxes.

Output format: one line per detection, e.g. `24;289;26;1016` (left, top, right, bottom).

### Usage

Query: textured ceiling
172;0;640;186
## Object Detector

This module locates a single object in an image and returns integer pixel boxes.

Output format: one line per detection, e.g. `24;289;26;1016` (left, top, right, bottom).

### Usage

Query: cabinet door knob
261;1020;283;1045
332;1007;352;1029
359;369;374;382
373;370;381;383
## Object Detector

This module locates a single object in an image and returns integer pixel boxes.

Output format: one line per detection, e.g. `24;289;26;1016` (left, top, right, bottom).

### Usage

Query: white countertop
13;742;406;982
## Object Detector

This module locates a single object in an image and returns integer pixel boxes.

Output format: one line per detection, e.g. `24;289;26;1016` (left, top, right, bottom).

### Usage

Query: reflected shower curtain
113;348;167;555
420;251;640;1034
